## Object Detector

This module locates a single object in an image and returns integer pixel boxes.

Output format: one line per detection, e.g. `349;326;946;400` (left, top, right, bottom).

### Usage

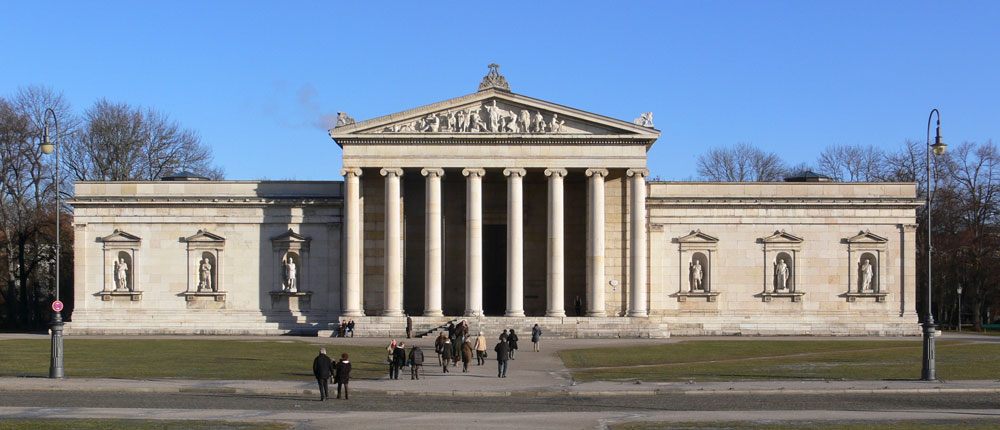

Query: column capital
380;167;403;177
340;167;362;177
462;168;486;177
503;168;527;178
626;168;650;178
585;168;609;178
421;168;445;177
544;168;568;177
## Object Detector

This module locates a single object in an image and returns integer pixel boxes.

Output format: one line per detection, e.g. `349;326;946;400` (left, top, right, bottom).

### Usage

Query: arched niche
842;230;888;302
773;251;794;292
672;230;719;302
282;251;301;292
858;252;878;293
97;229;142;301
270;228;311;293
689;251;710;292
197;251;218;292
757;230;804;302
182;229;226;302
114;251;133;292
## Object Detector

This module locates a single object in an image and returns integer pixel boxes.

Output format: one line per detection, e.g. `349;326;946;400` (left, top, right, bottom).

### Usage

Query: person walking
386;339;397;379
441;338;453;373
446;321;456;340
474;331;487;365
434;332;447;365
499;329;508;343
312;348;334;401
507;329;519;360
452;335;461;366
391;341;407;380
461;338;473;372
494;338;510;378
335;353;351;399
531;324;542;352
405;314;413;339
409;345;424;380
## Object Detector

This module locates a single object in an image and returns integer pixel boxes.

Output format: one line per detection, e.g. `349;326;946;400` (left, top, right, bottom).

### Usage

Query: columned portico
340;167;364;316
421;168;444;316
503;168;526;317
380;167;404;316
627;168;648;317
463;168;485;316
585;168;608;317
545;168;567;317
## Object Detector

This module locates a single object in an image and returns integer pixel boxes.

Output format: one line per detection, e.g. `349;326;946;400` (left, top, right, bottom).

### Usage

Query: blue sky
2;1;998;180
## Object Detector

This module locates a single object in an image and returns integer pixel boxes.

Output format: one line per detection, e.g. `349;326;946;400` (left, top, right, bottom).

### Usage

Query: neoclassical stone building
67;67;921;336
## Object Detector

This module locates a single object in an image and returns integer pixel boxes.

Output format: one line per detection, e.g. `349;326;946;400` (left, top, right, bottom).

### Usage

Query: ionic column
504;168;527;317
627;168;649;317
545;168;568;317
585;168;609;317
422;168;444;317
380;168;404;317
463;168;485;316
339;167;364;316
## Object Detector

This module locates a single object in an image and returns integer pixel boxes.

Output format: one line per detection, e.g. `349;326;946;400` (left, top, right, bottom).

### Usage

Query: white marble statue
198;257;213;292
284;257;298;292
861;258;873;292
427;114;440;132
335;111;355;127
533;111;546;133
470;109;487;132
519;110;531;132
690;259;703;291
456;110;467;132
633;112;654;127
445;111;456;132
549;113;564;133
115;258;129;291
485;100;503;132
504;110;519;132
775;258;790;291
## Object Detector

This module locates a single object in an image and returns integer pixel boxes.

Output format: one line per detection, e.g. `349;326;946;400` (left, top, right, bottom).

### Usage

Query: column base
627;310;648;317
585;311;606;317
505;311;525;317
423;310;444;317
546;311;566;317
464;310;483;317
341;310;365;317
380;310;405;317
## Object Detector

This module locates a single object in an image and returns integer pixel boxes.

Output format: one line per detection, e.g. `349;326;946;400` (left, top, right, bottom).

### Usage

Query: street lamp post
922;109;946;381
40;108;64;379
957;284;963;333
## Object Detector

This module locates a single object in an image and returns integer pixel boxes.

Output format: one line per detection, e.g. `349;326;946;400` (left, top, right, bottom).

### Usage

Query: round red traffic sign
52;301;63;312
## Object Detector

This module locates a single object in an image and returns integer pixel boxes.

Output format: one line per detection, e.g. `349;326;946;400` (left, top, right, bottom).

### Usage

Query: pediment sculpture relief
372;100;570;134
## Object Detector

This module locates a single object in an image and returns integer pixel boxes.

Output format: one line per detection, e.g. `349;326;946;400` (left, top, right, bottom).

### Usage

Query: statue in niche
860;258;874;292
774;258;790;291
484;100;503;132
198;257;214;292
284;256;298;292
633;112;654;128
519;110;531;132
549;113;564;133
690;259;703;291
115;257;129;291
533;111;546;133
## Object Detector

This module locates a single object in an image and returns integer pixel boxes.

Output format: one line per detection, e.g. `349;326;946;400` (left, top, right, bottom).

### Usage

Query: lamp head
957;285;963;294
39;126;54;155
931;126;946;155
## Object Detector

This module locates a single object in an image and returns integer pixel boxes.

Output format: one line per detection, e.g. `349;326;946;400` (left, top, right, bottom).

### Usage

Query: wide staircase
327;316;670;339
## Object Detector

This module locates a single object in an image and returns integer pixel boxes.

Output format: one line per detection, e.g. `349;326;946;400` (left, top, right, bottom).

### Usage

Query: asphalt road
3;390;999;412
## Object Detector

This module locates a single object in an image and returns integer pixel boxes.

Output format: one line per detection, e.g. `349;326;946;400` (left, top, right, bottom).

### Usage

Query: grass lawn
561;340;1000;382
0;339;386;380
614;420;1000;430
0;420;291;430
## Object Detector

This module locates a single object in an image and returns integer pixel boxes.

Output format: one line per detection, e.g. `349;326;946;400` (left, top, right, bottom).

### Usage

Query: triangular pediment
761;230;804;244
99;229;141;243
846;230;888;243
329;89;659;142
674;230;719;243
184;229;225;243
270;228;310;243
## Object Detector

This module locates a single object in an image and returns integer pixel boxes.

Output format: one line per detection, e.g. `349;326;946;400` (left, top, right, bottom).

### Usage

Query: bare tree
696;142;787;181
64;99;223;181
816;144;887;182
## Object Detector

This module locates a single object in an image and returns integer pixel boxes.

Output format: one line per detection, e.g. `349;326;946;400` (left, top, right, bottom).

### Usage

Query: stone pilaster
504;168;527;317
545;168;567;317
585;168;608;316
380;168;403;316
463;168;486;316
339;167;364;316
421;168;444;316
627;168;648;317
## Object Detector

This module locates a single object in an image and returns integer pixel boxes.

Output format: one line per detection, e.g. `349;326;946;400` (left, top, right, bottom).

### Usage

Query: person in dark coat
441;338;453;373
446;321;456;340
507;329;519;360
494;339;510;378
409;345;424;380
335;353;351;399
312;348;334;401
405;314;413;339
434;332;446;365
391;342;407;380
531;324;542;352
499;329;508;342
347;320;356;337
461;339;474;372
574;295;583;316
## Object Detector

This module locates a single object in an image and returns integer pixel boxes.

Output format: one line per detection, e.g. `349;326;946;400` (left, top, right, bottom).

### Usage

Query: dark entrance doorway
483;224;507;316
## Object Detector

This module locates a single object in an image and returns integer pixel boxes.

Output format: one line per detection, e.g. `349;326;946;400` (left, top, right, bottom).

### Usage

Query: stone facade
67;68;922;337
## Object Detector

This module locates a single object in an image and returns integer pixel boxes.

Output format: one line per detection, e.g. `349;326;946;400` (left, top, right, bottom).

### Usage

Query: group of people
433;320;482;373
337;320;356;337
311;348;352;401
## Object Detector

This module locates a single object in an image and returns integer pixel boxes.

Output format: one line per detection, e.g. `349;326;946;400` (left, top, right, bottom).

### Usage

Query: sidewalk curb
3;384;999;398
